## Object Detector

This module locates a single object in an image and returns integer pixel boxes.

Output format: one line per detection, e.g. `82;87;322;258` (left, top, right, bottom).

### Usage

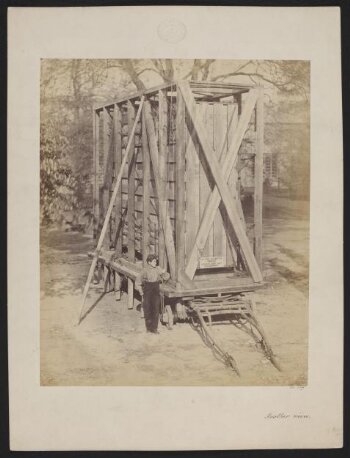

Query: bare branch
136;67;161;77
211;60;253;81
119;60;146;91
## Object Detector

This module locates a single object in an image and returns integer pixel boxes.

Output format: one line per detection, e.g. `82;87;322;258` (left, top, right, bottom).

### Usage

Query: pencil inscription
265;413;310;420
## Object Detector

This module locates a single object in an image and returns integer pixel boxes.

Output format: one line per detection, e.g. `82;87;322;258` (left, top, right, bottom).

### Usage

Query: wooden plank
113;103;123;256
207;103;214;256
185;103;200;265
158;89;168;269
198;103;211;256
175;89;186;281
92;254;260;298
178;82;262;283
254;87;264;270
79;97;145;323
190;81;252;90
142;108;150;267
182;85;258;279
213;103;227;261
127;100;136;262
144;100;177;281
93;109;99;238
161;279;259;298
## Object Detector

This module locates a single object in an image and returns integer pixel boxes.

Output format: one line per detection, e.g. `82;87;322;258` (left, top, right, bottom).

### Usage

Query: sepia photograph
8;6;343;450
40;58;310;386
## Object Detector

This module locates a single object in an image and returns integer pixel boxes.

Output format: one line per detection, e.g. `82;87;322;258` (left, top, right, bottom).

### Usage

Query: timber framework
80;80;280;374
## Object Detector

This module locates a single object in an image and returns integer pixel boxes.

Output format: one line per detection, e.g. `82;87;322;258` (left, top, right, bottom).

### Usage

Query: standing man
135;254;170;334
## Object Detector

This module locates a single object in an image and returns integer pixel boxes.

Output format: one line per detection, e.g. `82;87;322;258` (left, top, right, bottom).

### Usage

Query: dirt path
40;196;309;386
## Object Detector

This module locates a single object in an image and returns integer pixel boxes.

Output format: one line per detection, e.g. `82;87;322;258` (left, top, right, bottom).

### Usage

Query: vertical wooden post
158;89;168;270
102;108;109;215
207;103;214;257
142;108;150;267
114;271;121;301
93;109;100;238
225;103;239;267
175;87;186;282
127;278;134;309
127;101;136;262
102;108;111;248
254;87;264;270
113;103;123;257
198;103;213;257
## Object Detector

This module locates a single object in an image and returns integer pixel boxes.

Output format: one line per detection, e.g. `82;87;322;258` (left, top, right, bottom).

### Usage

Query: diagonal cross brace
178;82;262;283
144;100;194;288
78;96;145;324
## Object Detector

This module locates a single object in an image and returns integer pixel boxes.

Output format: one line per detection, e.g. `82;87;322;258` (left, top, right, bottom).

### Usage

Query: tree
40;59;310;226
105;59;309;98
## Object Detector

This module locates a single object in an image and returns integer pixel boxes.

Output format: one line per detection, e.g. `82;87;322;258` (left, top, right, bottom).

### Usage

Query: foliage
40;120;78;224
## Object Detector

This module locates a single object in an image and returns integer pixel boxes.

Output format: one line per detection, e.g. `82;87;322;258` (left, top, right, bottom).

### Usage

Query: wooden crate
92;81;264;292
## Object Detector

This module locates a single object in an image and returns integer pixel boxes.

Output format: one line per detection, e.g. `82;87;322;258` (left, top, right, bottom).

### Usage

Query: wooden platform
90;250;262;299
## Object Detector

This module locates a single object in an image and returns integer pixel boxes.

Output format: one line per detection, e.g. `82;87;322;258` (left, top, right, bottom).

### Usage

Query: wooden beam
127;101;136;262
182;85;258;279
175;89;186;281
189;81;253;90
142;108;150;267
79;97;145;323
185;104;200;268
158;89;168;270
93;109;99;238
144;100;177;281
113;103;123;257
178;81;262;283
254;87;264;270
